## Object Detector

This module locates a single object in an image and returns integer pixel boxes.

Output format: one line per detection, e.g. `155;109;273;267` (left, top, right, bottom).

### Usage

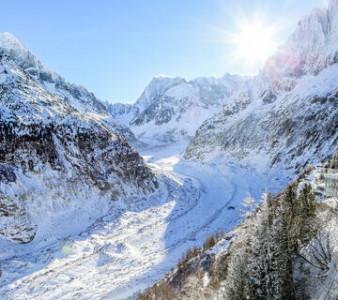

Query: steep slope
0;32;107;115
265;0;338;83
0;32;137;144
0;47;157;245
186;1;338;171
108;74;245;145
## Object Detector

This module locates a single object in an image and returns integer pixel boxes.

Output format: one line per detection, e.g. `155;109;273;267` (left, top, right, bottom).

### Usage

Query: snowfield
0;143;290;300
2;2;337;296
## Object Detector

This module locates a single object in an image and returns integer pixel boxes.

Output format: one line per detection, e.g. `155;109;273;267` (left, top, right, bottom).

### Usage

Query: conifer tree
250;193;296;299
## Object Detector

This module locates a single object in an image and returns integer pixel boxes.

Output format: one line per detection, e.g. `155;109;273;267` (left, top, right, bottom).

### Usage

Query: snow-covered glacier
0;0;338;299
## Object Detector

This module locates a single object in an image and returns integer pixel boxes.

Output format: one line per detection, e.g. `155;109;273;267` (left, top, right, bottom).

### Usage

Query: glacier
0;0;337;299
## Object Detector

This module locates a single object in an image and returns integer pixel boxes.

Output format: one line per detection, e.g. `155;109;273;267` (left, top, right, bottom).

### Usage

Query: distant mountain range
111;0;338;172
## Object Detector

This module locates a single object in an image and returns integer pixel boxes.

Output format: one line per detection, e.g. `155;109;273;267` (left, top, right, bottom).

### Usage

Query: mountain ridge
0;40;157;246
108;72;246;145
0;32;139;145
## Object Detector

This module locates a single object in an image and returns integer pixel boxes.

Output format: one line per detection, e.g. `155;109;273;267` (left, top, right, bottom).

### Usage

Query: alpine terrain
0;0;338;299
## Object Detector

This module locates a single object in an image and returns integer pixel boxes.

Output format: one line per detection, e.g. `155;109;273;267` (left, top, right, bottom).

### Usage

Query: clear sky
1;0;325;102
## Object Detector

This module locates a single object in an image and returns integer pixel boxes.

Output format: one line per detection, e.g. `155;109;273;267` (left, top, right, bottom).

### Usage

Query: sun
231;19;279;66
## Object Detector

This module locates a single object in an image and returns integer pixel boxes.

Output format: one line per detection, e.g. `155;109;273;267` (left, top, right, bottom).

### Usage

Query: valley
0;142;288;300
0;0;337;299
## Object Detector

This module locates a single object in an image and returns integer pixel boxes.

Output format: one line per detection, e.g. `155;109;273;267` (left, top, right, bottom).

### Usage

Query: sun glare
231;19;279;67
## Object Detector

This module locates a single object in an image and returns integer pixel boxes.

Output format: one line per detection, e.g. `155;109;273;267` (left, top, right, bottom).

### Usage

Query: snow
0;142;289;299
131;105;221;146
1;0;338;298
108;73;243;146
186;57;338;170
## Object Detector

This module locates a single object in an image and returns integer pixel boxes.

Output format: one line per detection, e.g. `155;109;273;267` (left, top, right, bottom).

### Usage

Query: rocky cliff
0;43;157;244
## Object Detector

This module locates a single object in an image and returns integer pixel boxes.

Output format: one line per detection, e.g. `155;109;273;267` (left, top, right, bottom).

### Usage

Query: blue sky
2;0;324;102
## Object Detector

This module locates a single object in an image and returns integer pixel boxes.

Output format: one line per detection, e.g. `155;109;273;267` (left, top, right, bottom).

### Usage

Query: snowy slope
0;142;289;300
1;1;338;299
0;32;106;115
265;0;338;83
138;164;338;300
0;33;137;144
0;46;157;246
108;74;245;145
186;1;338;171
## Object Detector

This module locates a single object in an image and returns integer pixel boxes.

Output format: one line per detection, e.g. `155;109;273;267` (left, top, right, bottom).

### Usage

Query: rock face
108;74;244;145
0;41;157;244
185;1;338;170
265;0;338;83
0;194;37;244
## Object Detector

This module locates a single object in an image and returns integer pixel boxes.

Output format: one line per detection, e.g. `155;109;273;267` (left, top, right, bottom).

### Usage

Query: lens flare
231;19;279;66
61;243;72;255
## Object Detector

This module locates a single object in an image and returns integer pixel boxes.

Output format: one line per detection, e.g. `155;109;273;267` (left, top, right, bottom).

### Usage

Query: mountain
1;1;338;298
109;0;337;163
0;33;106;115
108;74;244;145
108;1;338;168
0;33;138;145
114;2;338;298
0;37;157;245
185;2;338;171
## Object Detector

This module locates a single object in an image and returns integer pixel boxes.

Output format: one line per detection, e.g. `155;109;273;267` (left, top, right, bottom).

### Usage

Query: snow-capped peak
185;0;338;170
0;32;27;53
264;0;338;85
0;32;55;80
109;72;243;146
0;32;110;116
135;76;186;110
328;0;338;9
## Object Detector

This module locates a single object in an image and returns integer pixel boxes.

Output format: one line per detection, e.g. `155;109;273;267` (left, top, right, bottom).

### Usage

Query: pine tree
272;204;296;299
295;184;318;248
250;193;296;299
283;182;298;220
222;249;254;300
